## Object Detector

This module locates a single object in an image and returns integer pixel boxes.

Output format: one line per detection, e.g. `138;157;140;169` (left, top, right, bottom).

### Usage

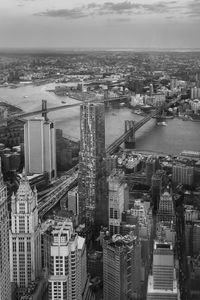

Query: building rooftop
147;275;178;294
77;236;85;250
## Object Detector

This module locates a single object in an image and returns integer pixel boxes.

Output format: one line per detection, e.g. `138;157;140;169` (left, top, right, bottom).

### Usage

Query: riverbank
0;83;199;154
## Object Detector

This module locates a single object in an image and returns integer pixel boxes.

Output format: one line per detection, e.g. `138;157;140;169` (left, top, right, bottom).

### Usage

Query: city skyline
0;0;200;50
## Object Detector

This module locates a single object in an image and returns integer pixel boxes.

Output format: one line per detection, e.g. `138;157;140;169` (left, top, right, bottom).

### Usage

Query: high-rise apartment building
0;158;11;300
146;156;157;186
78;103;107;226
108;170;129;236
191;86;200;99
103;233;141;300
48;219;88;300
172;164;194;186
147;241;178;300
9;172;41;292
24;117;56;181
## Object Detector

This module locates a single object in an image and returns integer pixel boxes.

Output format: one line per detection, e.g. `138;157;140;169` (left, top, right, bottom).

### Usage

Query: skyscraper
48;219;88;300
24;117;56;181
0;158;11;300
78;102;107;226
9;172;41;292
147;241;178;300
108;169;129;236
146;156;157;186
103;233;141;300
151;171;163;213
172;164;194;186
157;190;175;226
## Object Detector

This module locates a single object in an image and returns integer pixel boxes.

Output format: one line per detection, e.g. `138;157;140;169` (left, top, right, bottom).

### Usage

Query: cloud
34;1;179;19
35;8;89;19
97;1;179;15
186;0;200;18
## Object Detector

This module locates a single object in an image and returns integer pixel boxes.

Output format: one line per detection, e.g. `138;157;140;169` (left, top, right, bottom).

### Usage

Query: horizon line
0;46;200;53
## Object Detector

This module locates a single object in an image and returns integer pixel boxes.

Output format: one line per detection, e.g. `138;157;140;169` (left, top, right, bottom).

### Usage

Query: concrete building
147;241;178;300
68;186;79;216
9;172;41;293
152;93;166;107
24;118;56;181
189;99;200;114
170;77;178;90
172;164;194;186
108;170;129;236
187;255;200;300
129;200;152;239
146;156;157;186
151;171;163;212
184;205;199;222
103;233;141;300
157;190;176;227
0;158;11;300
192;221;200;256
191;87;200;100
78;103;107;226
48;219;88;300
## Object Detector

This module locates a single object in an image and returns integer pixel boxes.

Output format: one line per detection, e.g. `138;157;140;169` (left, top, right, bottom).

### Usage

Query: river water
0;83;199;155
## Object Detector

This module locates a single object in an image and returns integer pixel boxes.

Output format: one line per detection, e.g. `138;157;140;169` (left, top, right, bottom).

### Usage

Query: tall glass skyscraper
78;102;107;226
24;118;56;181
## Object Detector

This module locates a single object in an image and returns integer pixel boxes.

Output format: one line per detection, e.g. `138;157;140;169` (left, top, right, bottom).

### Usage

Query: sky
0;0;200;50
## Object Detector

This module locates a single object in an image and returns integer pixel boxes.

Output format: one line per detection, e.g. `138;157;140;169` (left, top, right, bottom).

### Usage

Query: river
0;83;199;155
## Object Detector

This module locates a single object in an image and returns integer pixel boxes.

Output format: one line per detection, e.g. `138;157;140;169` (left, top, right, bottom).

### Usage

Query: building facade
191;86;200;100
157;190;176;226
172;164;194;186
108;170;129;236
24;118;56;181
78;103;107;226
9;172;41;291
103;233;141;300
147;241;178;300
0;158;11;300
48;219;87;300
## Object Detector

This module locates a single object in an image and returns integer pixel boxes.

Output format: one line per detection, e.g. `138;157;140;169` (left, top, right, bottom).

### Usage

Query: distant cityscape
0;50;200;300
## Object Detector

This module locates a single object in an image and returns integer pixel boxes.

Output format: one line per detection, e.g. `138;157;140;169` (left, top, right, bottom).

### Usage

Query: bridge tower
155;107;166;123
124;120;135;149
42;99;47;120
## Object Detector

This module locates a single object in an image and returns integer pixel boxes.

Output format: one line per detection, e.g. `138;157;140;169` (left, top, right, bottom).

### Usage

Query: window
19;242;25;252
110;208;114;218
19;203;25;213
13;242;16;252
27;242;31;252
19;216;25;233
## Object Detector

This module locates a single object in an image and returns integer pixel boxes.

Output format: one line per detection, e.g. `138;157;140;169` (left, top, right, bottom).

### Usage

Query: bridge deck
107;109;159;155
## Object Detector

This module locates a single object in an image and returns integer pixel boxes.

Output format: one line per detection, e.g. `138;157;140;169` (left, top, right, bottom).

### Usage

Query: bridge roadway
8;95;129;120
106;109;159;155
38;171;78;219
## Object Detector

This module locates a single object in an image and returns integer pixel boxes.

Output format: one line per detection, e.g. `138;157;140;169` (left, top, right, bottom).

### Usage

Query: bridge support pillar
42;99;47;120
124;120;135;149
